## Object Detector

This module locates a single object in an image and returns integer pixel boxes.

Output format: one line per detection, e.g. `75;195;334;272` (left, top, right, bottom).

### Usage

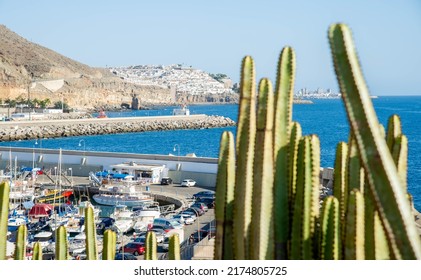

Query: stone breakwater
0;115;235;141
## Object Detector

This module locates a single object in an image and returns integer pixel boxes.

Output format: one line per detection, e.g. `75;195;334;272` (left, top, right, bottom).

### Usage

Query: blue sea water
1;96;420;210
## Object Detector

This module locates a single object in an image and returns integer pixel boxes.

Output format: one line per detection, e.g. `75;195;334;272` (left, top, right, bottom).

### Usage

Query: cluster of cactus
214;23;421;260
0;180;181;260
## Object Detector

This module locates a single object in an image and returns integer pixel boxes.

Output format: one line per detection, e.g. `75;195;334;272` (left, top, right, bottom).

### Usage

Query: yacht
92;181;153;207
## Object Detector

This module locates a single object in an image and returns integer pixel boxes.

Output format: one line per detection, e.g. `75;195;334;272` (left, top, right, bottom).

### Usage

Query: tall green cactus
14;225;28;260
32;242;43;260
214;131;235;260
273;47;295;260
168;234;181;260
145;231;157;260
102;229;116;260
344;189;365;259
319;196;340;260
55;225;69;260
329;23;421;259
290;135;320;259
84;206;98;260
0;181;10;260
250;78;275;260
233;56;256;260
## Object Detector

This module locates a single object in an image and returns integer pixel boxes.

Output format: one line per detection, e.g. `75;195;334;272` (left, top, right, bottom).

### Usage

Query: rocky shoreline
0;115;235;141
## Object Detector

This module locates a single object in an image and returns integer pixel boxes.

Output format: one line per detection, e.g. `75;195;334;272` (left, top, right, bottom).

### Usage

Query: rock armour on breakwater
0;116;235;141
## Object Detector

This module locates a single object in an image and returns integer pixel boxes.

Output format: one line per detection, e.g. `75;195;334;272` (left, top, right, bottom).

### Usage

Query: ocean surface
1;96;420;210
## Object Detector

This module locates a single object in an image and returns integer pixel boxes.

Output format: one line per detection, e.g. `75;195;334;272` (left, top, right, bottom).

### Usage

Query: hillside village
110;64;235;96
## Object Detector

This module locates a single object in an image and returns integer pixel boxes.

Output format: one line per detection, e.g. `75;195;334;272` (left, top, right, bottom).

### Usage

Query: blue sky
1;0;420;95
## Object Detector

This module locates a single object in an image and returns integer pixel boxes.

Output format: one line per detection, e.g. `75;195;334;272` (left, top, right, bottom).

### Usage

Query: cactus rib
55;226;69;260
32;242;42;260
233;56;256;259
273;46;296;260
168;234;181;260
214;131;235;260
102;230;116;260
250;78;275;260
145;231;157;260
0;181;10;260
85;206;98;260
14;225;27;260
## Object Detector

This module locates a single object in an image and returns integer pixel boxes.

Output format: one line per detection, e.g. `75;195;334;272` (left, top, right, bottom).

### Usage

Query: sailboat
36;149;74;205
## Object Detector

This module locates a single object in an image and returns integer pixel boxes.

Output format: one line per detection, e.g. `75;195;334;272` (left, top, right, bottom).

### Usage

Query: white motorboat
7;217;27;231
92;182;154;207
132;203;161;233
110;205;135;234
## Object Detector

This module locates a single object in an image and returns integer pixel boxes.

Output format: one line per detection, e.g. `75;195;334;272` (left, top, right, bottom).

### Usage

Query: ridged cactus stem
319;196;340;260
102;229;116;260
168;234;180;260
55;225;69;260
374;210;390;259
344;189;365;260
288;122;302;203
329;23;421;259
386;115;402;151
291;135;320;259
347;136;364;193
32;242;42;260
84;206;98;260
392;134;408;191
250;78;275;260
333;141;348;249
14;225;27;260
214;131;235;260
273;46;296;260
0;181;10;260
233;56;256;259
145;231;157;260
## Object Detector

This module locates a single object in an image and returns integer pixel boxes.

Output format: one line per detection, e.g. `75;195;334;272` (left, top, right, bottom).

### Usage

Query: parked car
179;211;197;222
172;214;194;225
119;242;145;256
190;206;205;216
160;177;173;185
134;232;164;243
197;197;215;209
192;191;215;200
181;179;196;187
191;202;209;212
153;218;183;232
115;253;137;260
182;207;204;217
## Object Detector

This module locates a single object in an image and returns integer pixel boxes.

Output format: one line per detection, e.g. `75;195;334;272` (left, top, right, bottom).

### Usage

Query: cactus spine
214;131;235;260
32;242;43;260
168;234;181;260
14;225;27;260
329;23;421;259
102;229;116;260
0;181;10;260
84;206;98;260
145;231;157;260
55;226;69;260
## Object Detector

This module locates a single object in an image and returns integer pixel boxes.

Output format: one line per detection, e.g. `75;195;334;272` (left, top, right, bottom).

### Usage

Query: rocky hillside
0;25;172;109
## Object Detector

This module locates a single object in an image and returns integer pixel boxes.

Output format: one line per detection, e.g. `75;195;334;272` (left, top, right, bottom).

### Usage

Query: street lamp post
35;138;43;167
68;168;73;186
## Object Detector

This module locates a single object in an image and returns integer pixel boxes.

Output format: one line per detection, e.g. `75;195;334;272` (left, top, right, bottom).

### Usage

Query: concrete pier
0;114;235;141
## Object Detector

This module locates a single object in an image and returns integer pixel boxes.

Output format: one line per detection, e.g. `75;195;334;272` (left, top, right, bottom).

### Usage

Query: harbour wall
0;147;219;187
0;114;235;141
